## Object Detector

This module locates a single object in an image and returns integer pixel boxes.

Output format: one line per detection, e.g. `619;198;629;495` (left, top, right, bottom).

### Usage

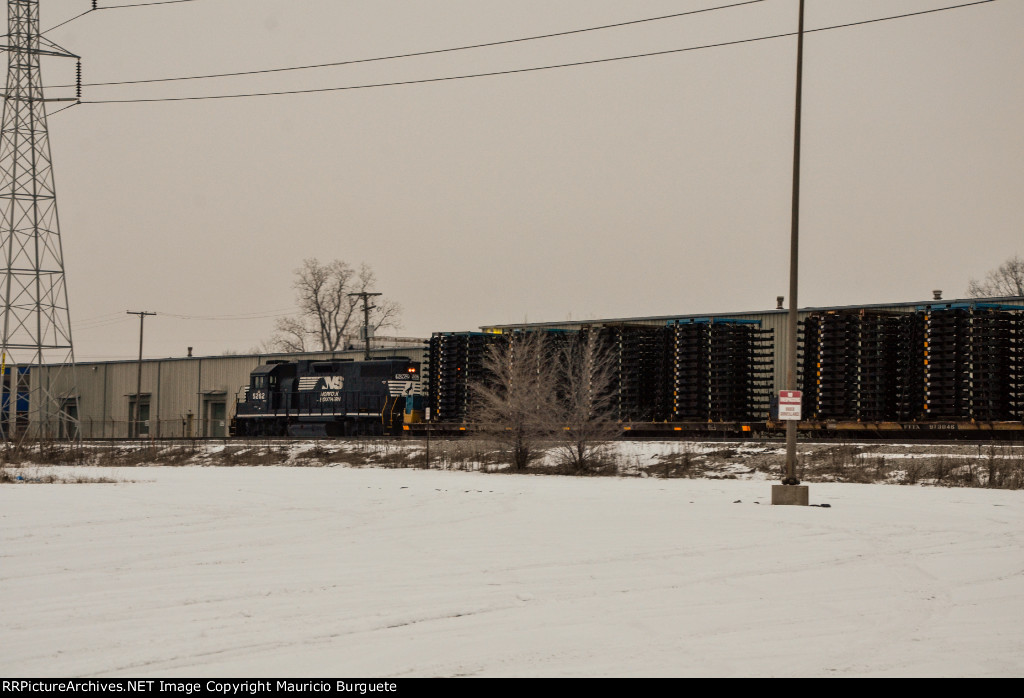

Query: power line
156;309;296;321
42;1;204;35
58;1;767;88
77;1;998;105
73;308;294;332
47;102;80;117
76;320;132;332
76;318;131;330
106;0;203;7
77;311;127;323
42;11;93;35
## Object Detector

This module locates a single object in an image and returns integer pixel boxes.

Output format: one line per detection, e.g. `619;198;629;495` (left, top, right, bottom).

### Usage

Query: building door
130;397;150;438
205;400;226;437
59;398;79;439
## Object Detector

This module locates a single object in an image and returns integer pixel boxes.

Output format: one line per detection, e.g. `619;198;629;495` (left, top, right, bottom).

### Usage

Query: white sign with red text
778;390;802;421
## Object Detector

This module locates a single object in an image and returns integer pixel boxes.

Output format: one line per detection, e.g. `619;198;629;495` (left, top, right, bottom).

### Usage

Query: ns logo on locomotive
232;358;422;437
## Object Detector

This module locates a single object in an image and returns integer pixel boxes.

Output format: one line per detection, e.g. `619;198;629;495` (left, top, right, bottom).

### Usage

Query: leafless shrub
983;444;1000;488
367;441;415;469
902;458;926;485
470;332;559;471
955;457;981;488
551;330;621;475
103;444;161;467
420;438;490;472
2;441;89;466
872;456;893;481
974;443;1024;490
650;444;698;478
748;450;784;476
823;444;858;479
929;455;956;485
1002;451;1024;489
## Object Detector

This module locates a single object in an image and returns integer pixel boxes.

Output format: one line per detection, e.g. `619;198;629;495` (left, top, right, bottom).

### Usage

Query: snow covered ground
2;462;1022;677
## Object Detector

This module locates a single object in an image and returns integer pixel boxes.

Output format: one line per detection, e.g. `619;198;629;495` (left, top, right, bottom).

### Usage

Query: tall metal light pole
348;292;381;360
127;310;154;438
774;0;808;504
785;0;805;484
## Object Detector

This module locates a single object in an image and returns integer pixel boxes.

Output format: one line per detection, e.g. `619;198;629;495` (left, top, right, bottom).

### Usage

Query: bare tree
270;259;402;352
470;332;558;471
552;330;621;474
967;255;1024;298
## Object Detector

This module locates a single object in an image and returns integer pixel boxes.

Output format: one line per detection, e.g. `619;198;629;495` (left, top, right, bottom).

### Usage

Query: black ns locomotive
232;358;423;437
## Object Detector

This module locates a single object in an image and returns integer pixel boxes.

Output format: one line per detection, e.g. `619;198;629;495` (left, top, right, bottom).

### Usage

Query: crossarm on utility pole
348;292;381;360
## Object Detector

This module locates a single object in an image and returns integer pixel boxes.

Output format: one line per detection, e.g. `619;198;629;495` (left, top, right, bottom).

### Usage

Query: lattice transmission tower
0;0;79;440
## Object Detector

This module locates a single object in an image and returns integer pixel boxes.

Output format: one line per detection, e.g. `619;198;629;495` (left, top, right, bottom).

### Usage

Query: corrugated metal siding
73;364;111;438
156;359;201;438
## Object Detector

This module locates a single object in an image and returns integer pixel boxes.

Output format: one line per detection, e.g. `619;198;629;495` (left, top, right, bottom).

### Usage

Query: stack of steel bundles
801;313;858;420
894;312;927;420
856;313;903;421
802;311;908;421
967;309;1017;420
1015;311;1024;420
799;305;1023;422
671;322;708;421
671;320;773;422
610;324;672;422
428;332;505;423
1016;311;1024;420
923;308;972;419
749;325;775;419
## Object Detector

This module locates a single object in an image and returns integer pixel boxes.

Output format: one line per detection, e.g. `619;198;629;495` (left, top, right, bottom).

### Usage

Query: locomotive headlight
408;367;416;373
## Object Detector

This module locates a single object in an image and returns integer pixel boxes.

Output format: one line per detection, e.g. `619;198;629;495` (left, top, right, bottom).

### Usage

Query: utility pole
127;311;155;438
0;0;81;441
774;0;809;505
348;292;381;360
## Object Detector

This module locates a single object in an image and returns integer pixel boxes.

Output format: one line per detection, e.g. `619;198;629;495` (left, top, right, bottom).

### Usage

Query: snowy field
2;462;1023;677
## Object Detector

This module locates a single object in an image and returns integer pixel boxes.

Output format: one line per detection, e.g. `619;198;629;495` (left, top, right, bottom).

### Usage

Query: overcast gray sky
36;0;1023;360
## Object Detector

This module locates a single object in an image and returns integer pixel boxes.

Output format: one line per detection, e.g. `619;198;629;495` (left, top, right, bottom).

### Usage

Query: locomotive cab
246;362;296;412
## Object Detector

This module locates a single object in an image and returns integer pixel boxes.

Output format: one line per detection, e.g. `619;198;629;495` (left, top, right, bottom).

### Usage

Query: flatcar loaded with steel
232;358;423;437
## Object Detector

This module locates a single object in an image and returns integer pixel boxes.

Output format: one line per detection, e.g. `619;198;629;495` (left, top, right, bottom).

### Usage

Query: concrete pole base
772;484;809;506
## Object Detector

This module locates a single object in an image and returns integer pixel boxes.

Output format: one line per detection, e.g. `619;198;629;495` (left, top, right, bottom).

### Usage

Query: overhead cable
77;1;998;105
60;1;766;88
42;0;204;35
